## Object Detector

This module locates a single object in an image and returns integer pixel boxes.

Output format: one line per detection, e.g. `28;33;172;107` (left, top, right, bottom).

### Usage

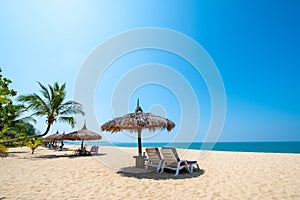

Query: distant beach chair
90;146;99;154
82;146;99;155
145;148;164;172
160;147;200;176
74;145;95;156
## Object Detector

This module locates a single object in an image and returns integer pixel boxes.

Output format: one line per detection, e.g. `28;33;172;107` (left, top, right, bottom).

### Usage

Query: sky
0;0;299;143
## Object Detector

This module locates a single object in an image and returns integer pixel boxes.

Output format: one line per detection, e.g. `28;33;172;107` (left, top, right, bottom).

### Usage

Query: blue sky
0;0;299;142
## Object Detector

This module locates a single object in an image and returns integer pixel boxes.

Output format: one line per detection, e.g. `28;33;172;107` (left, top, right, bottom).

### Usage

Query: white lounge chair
145;148;164;172
160;147;200;176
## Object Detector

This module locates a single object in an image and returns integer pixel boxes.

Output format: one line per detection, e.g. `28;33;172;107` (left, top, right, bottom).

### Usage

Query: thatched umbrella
43;131;64;142
101;99;175;159
62;123;102;149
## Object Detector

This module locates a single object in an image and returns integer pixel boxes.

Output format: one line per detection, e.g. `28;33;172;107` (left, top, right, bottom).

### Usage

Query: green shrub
0;144;8;158
26;138;43;154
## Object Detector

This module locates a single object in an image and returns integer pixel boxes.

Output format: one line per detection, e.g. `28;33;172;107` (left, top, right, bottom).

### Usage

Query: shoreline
63;141;300;154
1;146;299;199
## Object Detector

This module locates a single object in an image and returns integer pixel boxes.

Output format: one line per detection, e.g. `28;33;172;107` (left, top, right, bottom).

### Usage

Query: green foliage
18;82;85;132
0;67;20;131
23;123;37;136
15;133;29;147
0;73;84;144
0;68;38;144
26;137;43;154
0;144;8;158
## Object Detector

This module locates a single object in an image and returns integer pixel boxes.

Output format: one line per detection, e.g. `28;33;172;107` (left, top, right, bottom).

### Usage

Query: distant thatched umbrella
101;99;175;157
43;131;64;142
62;123;102;149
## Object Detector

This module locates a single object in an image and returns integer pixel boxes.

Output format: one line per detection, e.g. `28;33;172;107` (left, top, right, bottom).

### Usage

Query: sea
64;141;300;154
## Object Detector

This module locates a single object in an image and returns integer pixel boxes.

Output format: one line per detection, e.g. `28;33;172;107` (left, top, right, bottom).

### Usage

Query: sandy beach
1;145;299;200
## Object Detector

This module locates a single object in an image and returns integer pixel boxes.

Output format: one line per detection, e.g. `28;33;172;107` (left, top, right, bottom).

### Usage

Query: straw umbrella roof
62;123;102;149
43;131;64;142
101;112;175;133
101;99;175;157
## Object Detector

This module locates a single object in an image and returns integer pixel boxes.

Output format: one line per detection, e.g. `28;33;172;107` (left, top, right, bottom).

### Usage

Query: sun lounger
75;148;87;155
82;146;99;155
90;146;99;154
74;146;95;156
160;147;200;176
145;148;164;172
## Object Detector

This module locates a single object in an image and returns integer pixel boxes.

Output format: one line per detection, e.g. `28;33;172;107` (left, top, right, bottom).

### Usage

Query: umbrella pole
138;128;142;156
81;140;84;149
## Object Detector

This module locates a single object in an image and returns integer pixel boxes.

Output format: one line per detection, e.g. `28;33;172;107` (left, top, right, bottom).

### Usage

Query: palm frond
48;84;55;104
18;94;50;114
37;81;50;102
58;116;75;128
60;82;66;92
59;101;85;116
17;116;37;124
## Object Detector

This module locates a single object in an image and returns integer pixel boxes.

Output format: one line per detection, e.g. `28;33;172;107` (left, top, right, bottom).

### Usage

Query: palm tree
0;82;84;144
26;137;43;154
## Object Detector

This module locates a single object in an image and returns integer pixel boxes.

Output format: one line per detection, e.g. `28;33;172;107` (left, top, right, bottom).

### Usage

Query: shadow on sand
117;166;205;180
33;153;107;159
7;151;107;160
6;150;28;154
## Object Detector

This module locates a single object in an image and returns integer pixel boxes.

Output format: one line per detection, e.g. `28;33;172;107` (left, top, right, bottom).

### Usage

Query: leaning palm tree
19;81;85;137
0;82;84;144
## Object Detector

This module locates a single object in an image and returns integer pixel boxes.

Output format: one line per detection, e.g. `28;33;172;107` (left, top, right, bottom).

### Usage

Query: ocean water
64;141;300;154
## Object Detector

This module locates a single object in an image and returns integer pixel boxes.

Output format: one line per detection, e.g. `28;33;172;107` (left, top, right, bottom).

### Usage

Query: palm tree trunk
0;122;52;144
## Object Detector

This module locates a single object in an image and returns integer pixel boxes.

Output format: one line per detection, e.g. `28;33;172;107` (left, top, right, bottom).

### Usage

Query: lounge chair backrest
161;147;180;166
146;148;162;164
90;146;99;153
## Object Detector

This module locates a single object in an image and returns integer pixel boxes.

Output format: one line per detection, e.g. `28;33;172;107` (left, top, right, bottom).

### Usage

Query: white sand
0;145;299;199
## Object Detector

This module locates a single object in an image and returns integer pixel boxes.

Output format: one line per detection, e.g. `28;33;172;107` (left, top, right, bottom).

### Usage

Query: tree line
0;67;84;154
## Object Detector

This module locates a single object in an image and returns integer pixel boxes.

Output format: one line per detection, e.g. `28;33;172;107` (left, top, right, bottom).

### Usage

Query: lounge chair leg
175;162;182;176
174;170;179;176
156;162;160;172
160;162;165;173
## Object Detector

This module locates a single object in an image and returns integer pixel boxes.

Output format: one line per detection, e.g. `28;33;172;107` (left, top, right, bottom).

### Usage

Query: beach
1;146;299;200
